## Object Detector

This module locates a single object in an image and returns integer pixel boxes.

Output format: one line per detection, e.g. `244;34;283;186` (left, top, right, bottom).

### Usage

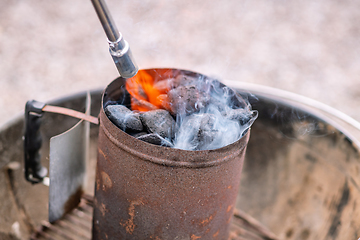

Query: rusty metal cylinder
92;69;251;240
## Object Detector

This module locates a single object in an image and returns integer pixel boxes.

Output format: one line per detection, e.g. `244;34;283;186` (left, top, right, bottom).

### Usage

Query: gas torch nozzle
91;0;138;78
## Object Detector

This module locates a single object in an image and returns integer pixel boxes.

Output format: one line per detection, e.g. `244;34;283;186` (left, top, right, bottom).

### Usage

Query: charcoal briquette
105;105;143;132
175;113;218;150
166;85;210;115
140;109;175;139
137;133;173;147
131;132;148;138
225;108;252;125
193;114;218;149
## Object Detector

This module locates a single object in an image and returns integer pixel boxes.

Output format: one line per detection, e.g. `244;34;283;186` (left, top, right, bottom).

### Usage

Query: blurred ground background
0;0;360;126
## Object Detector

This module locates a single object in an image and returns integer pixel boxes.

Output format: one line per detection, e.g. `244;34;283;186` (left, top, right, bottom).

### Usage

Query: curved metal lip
223;80;360;150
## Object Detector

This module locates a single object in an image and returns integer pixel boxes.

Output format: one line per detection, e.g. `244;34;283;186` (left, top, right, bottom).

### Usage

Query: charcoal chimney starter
92;69;251;239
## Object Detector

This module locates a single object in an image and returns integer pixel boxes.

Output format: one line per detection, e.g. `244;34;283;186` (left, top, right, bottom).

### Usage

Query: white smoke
171;76;258;151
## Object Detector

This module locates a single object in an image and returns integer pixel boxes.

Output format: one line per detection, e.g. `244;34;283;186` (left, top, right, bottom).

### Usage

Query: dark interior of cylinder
103;77;131;109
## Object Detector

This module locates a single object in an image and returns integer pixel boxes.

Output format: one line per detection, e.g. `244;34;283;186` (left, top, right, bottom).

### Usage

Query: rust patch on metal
98;148;107;160
227;214;232;224
120;199;144;234
227;185;232;189
96;177;100;191
213;230;220;237
149;236;161;240
200;215;214;226
100;171;112;190
99;203;108;217
227;205;233;212
191;234;201;240
64;186;83;216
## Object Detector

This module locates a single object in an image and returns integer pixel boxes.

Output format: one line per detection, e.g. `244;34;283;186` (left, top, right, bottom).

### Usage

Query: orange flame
125;69;174;112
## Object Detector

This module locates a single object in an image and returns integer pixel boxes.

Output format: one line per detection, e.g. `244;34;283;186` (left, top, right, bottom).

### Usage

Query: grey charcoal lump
105;105;143;132
175;113;218;150
136;133;174;147
139;109;175;139
105;106;176;146
225;108;253;125
166;85;210;115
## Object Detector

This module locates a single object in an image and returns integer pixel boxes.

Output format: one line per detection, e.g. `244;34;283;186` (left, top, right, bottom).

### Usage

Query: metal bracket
48;92;92;222
24;97;98;185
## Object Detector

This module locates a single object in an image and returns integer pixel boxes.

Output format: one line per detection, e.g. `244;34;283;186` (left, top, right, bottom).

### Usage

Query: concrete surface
1;0;360;126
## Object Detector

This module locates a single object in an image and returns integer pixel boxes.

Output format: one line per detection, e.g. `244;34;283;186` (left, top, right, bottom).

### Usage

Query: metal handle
24;100;48;184
24;100;99;184
91;0;138;78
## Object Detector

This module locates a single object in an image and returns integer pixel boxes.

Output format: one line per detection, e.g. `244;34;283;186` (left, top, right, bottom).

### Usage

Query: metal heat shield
48;93;91;223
